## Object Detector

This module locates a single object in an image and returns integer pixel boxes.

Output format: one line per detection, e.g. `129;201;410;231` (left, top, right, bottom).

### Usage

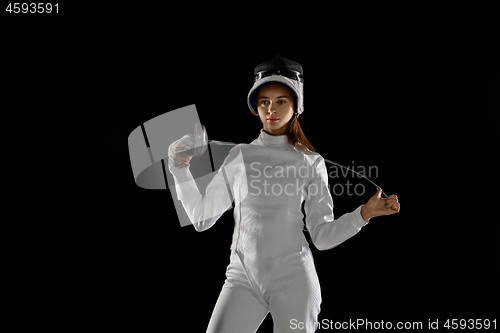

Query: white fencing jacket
170;130;368;288
169;130;367;291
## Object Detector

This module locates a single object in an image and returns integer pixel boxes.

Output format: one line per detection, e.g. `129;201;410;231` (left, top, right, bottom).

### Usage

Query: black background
2;6;498;331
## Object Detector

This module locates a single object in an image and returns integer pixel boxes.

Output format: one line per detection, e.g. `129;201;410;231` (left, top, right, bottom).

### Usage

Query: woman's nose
268;104;277;113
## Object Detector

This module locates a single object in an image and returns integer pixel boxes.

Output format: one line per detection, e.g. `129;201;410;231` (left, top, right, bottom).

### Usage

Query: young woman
168;55;400;333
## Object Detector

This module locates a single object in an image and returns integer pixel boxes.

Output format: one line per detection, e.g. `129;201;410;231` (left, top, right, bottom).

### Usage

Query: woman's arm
304;157;367;251
168;136;238;231
304;157;400;250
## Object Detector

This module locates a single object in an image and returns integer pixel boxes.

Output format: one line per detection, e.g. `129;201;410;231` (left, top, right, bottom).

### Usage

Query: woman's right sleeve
169;146;241;231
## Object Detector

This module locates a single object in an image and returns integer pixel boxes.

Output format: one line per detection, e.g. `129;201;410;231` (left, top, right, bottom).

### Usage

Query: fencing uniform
169;129;368;332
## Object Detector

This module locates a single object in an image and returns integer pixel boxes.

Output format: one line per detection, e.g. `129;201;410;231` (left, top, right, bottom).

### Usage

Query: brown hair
286;113;315;152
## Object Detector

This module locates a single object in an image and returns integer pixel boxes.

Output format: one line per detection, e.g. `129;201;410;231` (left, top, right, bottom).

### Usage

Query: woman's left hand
361;187;399;221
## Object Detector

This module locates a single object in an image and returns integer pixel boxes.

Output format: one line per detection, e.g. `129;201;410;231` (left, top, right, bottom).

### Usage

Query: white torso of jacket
170;130;367;281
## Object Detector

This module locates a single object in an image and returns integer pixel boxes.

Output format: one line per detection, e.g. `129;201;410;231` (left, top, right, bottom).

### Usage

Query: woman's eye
261;100;269;105
278;100;286;104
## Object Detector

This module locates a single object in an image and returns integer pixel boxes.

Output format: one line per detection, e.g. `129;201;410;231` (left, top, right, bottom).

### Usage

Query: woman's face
256;82;295;136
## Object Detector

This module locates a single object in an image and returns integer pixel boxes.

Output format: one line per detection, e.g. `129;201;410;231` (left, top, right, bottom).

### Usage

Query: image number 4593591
5;3;59;14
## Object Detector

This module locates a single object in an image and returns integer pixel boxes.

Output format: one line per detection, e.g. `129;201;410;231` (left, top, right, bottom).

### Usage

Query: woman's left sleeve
304;156;368;251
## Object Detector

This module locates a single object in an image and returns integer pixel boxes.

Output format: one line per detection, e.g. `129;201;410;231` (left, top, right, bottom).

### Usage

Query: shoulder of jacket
299;148;323;167
294;143;320;155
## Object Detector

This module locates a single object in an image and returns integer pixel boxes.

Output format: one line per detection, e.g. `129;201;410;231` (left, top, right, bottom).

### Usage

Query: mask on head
248;55;304;117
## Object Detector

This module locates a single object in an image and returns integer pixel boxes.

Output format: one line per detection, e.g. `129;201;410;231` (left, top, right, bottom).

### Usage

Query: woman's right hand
168;134;195;169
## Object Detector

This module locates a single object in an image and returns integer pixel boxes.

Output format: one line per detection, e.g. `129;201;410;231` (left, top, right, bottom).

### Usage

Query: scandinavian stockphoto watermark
290;318;497;330
248;160;379;198
290;318;424;330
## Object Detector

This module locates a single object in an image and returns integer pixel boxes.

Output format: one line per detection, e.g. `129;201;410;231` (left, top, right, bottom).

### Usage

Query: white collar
258;129;289;147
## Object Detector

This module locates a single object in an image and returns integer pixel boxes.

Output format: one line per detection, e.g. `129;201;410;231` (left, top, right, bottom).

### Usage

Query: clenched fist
168;134;195;171
361;187;399;222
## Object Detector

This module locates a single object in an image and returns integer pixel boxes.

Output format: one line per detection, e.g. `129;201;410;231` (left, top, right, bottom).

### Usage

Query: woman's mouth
267;118;279;123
